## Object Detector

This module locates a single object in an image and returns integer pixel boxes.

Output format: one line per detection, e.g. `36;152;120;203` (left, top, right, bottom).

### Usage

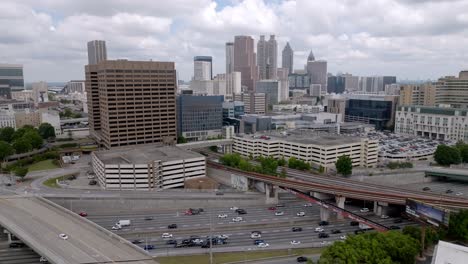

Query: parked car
292;227;303;232
297;256;308;262
168;224;178;229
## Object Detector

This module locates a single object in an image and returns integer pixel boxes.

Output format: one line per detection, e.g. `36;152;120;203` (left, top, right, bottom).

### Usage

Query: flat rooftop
239;132;365;146
95;145;203;164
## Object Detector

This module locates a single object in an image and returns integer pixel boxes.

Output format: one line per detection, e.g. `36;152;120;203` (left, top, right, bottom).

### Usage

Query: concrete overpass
425;168;468;182
176;139;233;151
0;195;158;264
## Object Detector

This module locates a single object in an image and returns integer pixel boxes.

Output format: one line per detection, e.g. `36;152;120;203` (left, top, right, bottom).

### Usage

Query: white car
315;227;324;232
218;214;228;218
381;215;389;219
39;257;48;263
232;216;243;222
320;241;331;245
290;240;301;245
456;192;463;196
59;233;68;240
192;238;204;244
340;235;347;240
112;225;122;230
250;233;261;239
297;212;305;217
217;234;229;239
161;233;173;238
257;242;270;248
275;211;284;216
230;206;239;211
360;208;370;213
303;203;313;207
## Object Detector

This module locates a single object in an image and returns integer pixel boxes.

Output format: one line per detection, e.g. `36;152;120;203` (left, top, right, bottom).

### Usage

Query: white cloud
0;0;468;82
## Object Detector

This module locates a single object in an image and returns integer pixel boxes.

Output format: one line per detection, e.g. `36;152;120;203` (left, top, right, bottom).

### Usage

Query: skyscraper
226;42;234;73
0;64;24;91
305;50;327;93
233;36;258;91
282;42;294;74
87;40;107;65
257;35;277;80
193;56;212;81
85;60;177;149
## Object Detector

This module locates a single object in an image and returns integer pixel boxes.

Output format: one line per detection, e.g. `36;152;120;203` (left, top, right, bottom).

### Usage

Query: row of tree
219;153;280;177
434;141;468;166
0;123;56;160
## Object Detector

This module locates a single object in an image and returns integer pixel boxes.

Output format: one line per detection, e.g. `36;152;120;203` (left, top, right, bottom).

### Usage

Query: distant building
432;241;468;264
256;80;280;109
214;72;241;100
222;126;235;139
276;68;290;102
327;75;345;94
305;51;327;93
400;83;436;106
0;64;24;91
344;94;399;130
92;145;206;190
0;84;11;99
272;104;320;114
395;105;468;142
309;84;324;97
177;95;223;141
343;74;359;91
257;35;277;80
87;40;107;65
239;115;272;134
0;110;16;128
234;92;266;114
223;101;244;119
63;80;85;94
358;76;396;93
225;42;234;74
11;90;33;102
282;42;294;74
32;81;49;105
13;109;61;134
288;72;310;90
193;56;212;81
327;98;346;122
436;71;468;109
233;36;258;91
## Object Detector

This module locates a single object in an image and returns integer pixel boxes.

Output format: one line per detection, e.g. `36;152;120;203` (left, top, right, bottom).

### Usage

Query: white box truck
117;220;131;226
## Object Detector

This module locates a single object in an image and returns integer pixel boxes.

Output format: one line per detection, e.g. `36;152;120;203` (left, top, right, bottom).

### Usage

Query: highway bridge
0;195;158;264
208;161;468;209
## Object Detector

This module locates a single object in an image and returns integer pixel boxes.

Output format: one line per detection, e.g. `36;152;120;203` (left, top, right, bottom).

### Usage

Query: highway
84;201;415;256
0;196;158;264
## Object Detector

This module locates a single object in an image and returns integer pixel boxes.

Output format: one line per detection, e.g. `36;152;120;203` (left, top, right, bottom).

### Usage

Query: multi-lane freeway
85;201;415;256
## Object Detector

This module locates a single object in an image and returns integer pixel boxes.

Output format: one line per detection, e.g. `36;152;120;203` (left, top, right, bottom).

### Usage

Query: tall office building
276;68;289;102
305;51;327;93
400;84;436;106
233;36;258;91
282;42;294;75
87;40;107;65
0;64;24;92
193;56;212;81
327;75;345;94
234;92;266;114
436;71;468;108
226;42;234;73
85;60;177;149
256;80;280;109
257;35;277;80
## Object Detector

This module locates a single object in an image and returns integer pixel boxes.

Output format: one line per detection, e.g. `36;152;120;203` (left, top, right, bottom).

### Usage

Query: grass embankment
156;248;323;264
28;159;59;172
43;174;76;188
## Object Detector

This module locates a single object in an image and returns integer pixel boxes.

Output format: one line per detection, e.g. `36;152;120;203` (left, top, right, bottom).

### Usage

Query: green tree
12;125;35;141
277;157;287;166
14;167;29;179
23;130;43;149
208;146;217;152
288;157;311;171
455;141;468;163
279;168;287;178
335;155;352;176
12;138;32;154
177;136;187;143
38;123;56;140
0;127;15;143
259;156;278;175
448;210;468;242
434;145;461;166
0;141;14;160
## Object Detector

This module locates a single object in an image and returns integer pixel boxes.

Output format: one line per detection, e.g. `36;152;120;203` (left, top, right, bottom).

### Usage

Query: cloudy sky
2;0;468;83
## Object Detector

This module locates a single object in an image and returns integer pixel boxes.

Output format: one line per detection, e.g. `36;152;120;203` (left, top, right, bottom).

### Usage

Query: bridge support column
373;201;389;216
265;184;279;204
222;145;232;154
335;195;346;220
320;207;330;221
313;192;333;200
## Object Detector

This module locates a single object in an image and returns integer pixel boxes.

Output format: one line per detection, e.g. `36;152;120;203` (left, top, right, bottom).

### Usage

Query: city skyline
2;0;468;82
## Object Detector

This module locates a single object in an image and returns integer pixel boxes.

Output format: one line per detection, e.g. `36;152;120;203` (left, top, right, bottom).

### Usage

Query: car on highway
394;219;403;223
166;239;177;245
59;233;69;240
381;215;389;219
39;256;48;263
389;225;401;230
201;242;211;248
446;189;453;194
78;212;87;217
276;204;285;207
9;242;26;248
350;221;359;226
144;245;155;250
162;233;173;238
232;216;243;222
218;213;228;218
422;187;431;191
320;241;331;245
236;209;247;214
250;233;261;239
355;230;365;235
89;180;97;185
144;216;154;220
290;240;301;245
331;229;341;234
315;227;324;232
297;256;308;262
303;203;313;207
131;239;144;244
217;234;229;239
360;208;370;213
268;206;276;210
253;239;265;245
275;211;284;216
456;192;463;196
319;221;329;226
257;242;269;248
340;235;347;240
191;238;204;244
112;225;121;230
318;232;329;238
168;224;178;229
296;211;305;217
292;227;303;232
230;206;239;211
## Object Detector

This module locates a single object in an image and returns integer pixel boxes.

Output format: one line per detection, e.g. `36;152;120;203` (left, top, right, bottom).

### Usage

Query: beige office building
85;60;177;149
327;98;346;122
399;84;436;106
436;71;468;109
234;92;266;114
